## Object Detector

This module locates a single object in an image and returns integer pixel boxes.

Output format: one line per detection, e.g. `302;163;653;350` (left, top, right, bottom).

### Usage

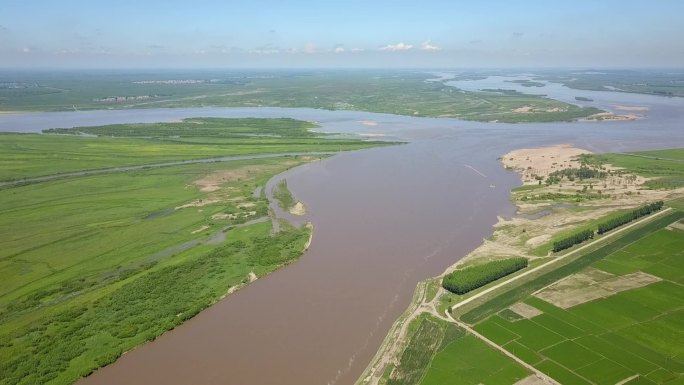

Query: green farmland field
470;217;684;385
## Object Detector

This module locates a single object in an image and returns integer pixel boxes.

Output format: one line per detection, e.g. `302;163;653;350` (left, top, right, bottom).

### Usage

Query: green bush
442;258;528;295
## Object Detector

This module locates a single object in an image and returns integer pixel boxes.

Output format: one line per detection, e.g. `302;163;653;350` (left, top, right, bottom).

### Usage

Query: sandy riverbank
459;144;681;265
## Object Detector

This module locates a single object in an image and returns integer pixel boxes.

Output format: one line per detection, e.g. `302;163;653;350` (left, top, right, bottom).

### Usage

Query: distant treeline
442;257;528;295
597;201;664;234
552;201;664;252
552;229;594;252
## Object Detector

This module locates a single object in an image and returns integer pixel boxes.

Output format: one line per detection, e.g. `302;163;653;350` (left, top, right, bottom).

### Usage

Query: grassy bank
0;118;386;384
0;118;386;181
273;179;296;212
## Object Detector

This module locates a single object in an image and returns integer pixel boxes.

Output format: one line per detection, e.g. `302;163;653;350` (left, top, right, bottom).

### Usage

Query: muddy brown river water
3;82;684;385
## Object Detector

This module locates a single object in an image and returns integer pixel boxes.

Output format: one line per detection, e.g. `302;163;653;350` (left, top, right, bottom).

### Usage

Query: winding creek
2;79;684;385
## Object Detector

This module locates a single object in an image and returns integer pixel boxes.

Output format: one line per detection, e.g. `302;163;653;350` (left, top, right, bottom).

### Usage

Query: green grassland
274;179;296;211
0;118;385;384
0;118;384;181
582;150;684;190
0;70;601;123
0;158;317;385
468;214;684;385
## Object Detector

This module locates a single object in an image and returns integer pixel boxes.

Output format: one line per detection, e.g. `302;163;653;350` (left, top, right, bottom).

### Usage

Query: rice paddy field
467;214;684;385
378;207;684;385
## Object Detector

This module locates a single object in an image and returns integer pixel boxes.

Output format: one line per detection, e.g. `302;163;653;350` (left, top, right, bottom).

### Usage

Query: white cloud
22;47;30;53
334;47;345;53
380;42;413;51
302;42;318;53
421;40;441;51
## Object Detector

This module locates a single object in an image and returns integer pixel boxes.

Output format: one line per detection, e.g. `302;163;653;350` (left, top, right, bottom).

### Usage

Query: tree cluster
552;229;594;252
442;257;528;295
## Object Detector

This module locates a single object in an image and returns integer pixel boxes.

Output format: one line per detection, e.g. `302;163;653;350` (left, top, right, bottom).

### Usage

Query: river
2;82;684;385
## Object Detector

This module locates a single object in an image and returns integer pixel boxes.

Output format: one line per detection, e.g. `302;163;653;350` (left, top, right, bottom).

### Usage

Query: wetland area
2;75;684;385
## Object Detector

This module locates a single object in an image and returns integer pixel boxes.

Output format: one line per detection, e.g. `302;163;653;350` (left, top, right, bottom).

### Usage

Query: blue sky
1;0;683;68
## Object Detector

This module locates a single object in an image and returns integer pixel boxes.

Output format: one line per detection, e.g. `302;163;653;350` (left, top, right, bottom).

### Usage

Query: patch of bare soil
193;166;265;193
509;303;543;319
534;270;661;309
514;374;553;385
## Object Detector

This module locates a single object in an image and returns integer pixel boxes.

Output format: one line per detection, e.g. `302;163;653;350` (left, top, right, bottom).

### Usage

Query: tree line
597;201;664;234
552;229;594;252
552;201;665;253
442;257;528;295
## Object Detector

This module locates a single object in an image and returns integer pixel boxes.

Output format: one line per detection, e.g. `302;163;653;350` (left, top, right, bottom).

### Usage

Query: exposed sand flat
586;112;641;121
359;133;386;137
359;120;378;126
502;144;590;185
289;201;307;216
303;222;314;250
191;225;209;234
614;104;649;111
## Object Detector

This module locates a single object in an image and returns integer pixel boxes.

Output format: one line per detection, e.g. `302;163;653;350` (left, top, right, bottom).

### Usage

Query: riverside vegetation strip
0;118;388;385
358;147;684;385
0;70;601;123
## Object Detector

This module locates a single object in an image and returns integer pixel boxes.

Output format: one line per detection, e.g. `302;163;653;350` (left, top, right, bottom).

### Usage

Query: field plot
420;333;530;385
382;314;530;385
471;223;684;385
